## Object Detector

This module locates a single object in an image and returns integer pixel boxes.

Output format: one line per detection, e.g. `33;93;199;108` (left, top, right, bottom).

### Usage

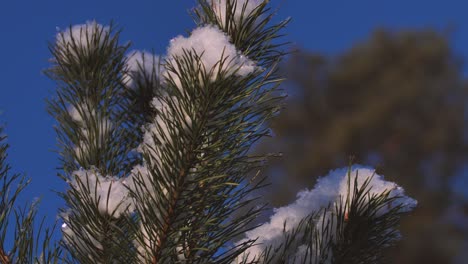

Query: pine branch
330;171;408;263
0;127;62;264
46;21;132;176
47;22;138;263
194;0;291;68
132;45;285;264
119;1;290;262
238;166;416;263
45;2;416;264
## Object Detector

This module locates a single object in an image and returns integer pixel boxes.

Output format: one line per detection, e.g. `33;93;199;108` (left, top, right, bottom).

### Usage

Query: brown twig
152;165;190;264
0;247;11;264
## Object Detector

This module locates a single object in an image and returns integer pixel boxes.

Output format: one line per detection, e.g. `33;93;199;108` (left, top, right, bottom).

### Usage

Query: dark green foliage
46;22;138;263
46;22;133;176
195;0;290;67
330;173;405;264
120;51;163;154
125;1;291;262
247;168;412;264
44;1;291;263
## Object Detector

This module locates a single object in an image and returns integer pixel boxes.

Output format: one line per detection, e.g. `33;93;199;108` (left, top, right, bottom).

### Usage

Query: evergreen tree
1;1;416;263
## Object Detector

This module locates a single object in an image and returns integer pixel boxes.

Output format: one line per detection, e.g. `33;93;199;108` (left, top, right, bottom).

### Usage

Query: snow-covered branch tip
56;21;110;59
237;166;417;263
164;25;257;89
124;50;162;90
210;0;265;27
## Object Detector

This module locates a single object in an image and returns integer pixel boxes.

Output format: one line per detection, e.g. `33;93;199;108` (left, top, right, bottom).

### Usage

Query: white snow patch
56;21;109;58
237;165;417;262
70;169;135;218
138;96;192;164
210;0;264;26
164;25;255;89
124;50;161;89
68;103;112;162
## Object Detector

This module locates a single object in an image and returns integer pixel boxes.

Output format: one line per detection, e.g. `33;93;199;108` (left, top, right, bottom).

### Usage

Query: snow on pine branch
125;27;238;175
69;169;135;218
68;103;113;162
48;2;420;263
123;50;161;89
165;25;256;88
68;103;113;138
52;1;281;261
138;96;192;166
61;166;158;255
210;0;263;26
56;21;109;59
237;166;417;262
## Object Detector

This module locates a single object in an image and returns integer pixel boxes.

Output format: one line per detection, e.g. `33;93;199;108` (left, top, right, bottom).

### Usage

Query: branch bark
0;247;11;264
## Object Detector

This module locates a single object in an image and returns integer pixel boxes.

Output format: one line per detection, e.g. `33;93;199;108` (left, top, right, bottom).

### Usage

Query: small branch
0;247;11;264
152;167;188;264
151;84;213;263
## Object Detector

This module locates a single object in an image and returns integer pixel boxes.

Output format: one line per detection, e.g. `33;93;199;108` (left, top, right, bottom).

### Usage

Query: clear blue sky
1;0;468;238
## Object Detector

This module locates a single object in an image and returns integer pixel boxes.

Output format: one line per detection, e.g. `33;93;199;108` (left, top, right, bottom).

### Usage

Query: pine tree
1;1;416;263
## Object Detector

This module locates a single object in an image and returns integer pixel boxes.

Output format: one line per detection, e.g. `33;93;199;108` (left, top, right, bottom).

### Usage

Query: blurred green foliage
262;29;468;263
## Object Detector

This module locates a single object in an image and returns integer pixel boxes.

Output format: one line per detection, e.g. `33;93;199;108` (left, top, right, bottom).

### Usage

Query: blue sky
1;0;468;240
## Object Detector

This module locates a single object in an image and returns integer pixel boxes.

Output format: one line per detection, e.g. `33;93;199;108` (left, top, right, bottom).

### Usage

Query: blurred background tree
260;29;468;263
